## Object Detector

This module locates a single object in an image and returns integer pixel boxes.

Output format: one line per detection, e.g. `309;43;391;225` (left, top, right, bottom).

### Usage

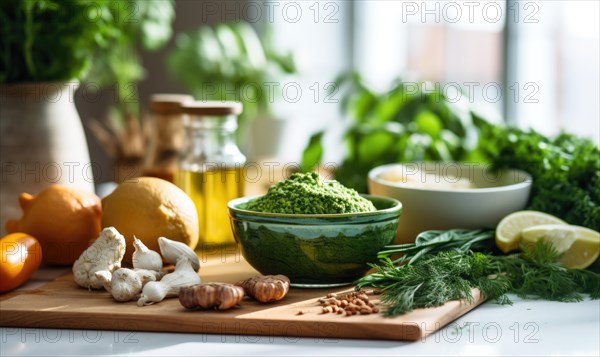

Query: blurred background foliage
1;0;174;113
167;21;296;129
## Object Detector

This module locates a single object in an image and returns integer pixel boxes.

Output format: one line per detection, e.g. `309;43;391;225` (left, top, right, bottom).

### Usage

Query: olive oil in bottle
177;101;246;248
175;166;244;246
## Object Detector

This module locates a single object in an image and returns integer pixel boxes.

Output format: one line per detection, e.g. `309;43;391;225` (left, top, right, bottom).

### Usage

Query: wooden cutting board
0;255;484;341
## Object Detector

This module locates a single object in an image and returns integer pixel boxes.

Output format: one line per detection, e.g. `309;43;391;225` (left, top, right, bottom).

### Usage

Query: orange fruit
5;185;102;265
101;177;199;264
0;233;43;293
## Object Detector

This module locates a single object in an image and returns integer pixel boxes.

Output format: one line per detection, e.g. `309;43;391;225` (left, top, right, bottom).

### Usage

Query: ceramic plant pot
0;82;94;233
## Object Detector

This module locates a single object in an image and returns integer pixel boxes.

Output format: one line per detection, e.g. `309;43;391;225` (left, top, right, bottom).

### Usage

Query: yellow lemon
495;211;567;253
102;177;199;264
521;224;600;269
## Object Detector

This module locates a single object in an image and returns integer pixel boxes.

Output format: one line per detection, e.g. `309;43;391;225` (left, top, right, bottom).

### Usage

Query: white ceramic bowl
368;162;532;244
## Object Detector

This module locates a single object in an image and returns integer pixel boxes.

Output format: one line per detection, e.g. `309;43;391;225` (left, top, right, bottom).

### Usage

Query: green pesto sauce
243;172;376;214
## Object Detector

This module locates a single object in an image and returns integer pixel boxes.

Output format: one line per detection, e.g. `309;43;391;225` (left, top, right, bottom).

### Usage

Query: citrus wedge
495;211;567;253
521;224;600;269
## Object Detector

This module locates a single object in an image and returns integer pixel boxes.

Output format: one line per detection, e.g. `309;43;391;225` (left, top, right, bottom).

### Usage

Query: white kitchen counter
2;266;599;357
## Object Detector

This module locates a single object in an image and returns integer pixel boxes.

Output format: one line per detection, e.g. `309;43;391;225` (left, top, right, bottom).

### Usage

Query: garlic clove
137;257;201;306
158;237;200;272
160;257;201;295
137;281;168;306
132;237;164;272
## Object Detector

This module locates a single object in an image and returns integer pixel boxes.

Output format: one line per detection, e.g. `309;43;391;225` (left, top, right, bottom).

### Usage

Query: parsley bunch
478;124;600;231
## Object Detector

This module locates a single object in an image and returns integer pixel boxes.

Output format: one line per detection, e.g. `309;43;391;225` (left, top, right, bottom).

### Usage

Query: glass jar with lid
145;94;194;182
175;101;246;247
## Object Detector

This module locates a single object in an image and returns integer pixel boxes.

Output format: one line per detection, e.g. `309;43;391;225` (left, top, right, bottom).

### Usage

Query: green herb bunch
357;251;512;317
356;230;600;317
496;241;600;301
300;74;598;228
300;73;483;192
1;0;174;104
479;124;600;231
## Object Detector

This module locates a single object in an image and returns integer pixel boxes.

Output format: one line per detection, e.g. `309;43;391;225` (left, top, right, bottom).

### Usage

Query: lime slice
521;224;600;269
495;211;567;253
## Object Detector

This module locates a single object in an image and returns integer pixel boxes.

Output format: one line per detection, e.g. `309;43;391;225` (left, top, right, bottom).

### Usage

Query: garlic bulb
158;237;200;272
137;257;201;306
95;268;162;302
132;237;163;271
110;268;143;302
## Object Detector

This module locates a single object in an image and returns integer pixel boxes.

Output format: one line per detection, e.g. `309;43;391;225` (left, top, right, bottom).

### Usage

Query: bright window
270;0;599;148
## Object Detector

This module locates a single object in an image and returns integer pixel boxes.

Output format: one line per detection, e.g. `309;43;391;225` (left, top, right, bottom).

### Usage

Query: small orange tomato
0;233;43;293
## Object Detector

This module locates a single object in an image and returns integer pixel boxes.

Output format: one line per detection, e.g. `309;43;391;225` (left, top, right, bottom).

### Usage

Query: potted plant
166;21;296;159
0;0;174;232
300;72;487;192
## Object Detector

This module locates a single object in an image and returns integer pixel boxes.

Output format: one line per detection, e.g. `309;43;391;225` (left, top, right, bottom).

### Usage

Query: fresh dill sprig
356;238;600;317
494;241;600;301
356;251;512;317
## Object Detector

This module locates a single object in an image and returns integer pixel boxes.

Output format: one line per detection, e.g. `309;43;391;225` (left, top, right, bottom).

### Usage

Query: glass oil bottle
175;101;245;247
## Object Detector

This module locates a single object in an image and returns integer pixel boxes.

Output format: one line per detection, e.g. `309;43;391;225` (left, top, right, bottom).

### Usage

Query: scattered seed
317;290;380;318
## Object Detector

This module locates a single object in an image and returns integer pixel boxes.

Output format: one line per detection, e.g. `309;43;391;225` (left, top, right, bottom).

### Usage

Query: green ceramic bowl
227;195;402;288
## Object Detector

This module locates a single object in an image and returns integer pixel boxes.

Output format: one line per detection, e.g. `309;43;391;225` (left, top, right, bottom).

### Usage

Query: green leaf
357;129;396;164
229;22;266;71
414;110;443;138
351;90;378;123
300;131;325;172
139;0;174;50
375;90;411;123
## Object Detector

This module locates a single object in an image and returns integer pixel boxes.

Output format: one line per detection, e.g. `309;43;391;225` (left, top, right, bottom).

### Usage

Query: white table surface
1;267;599;357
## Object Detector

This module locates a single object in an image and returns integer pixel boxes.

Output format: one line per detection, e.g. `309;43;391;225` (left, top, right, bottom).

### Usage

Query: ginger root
72;227;126;289
179;283;244;310
236;275;290;303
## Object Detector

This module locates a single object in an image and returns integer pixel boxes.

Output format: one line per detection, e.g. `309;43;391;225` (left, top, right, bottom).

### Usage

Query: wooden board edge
0;309;424;342
0;290;485;342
